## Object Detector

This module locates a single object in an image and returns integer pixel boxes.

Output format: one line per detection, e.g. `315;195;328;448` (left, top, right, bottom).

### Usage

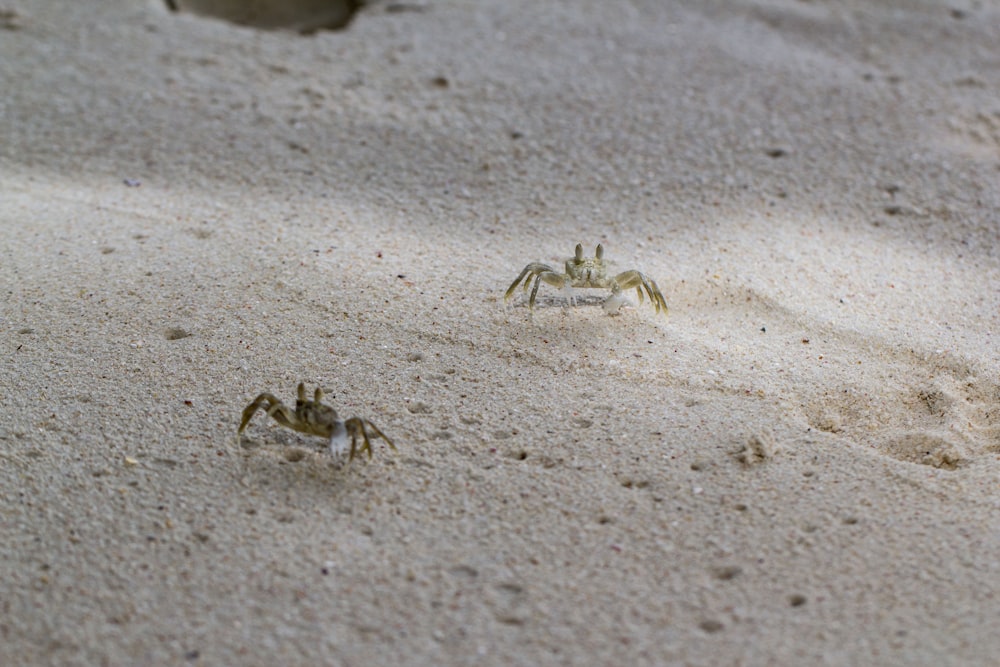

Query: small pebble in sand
407;401;433;414
165;327;192;341
0;9;24;30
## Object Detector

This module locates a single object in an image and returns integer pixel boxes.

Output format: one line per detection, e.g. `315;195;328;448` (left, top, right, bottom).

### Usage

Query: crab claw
603;292;628;314
328;421;349;458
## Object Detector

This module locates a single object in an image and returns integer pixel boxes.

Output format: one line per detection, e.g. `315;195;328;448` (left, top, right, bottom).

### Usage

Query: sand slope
1;0;999;664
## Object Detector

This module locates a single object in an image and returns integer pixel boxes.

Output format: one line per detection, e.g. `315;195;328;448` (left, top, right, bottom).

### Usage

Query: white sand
2;0;999;664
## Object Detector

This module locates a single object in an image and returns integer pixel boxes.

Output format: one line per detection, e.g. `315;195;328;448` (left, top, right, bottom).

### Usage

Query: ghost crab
504;243;668;316
238;382;396;461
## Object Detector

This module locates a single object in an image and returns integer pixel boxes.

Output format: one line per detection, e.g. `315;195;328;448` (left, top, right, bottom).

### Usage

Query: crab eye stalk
596;244;604;260
575;243;584;261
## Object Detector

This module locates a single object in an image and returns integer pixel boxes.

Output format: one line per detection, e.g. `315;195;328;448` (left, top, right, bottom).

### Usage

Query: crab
238;383;396;461
504;243;668;316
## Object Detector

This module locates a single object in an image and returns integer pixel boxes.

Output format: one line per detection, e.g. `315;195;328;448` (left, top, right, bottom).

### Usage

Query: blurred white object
168;0;360;32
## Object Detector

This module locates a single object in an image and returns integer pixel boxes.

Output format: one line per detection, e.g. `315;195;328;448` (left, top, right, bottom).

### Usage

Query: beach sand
2;0;998;664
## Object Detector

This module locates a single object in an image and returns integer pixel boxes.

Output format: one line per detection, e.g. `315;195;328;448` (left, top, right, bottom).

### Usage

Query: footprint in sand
878;430;965;470
668;279;998;471
873;376;1000;470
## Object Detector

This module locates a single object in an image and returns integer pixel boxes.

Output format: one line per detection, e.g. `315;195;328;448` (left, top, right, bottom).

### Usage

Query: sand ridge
1;0;999;665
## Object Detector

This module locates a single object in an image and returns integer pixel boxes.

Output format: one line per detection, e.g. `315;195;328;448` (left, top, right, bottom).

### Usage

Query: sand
2;0;999;664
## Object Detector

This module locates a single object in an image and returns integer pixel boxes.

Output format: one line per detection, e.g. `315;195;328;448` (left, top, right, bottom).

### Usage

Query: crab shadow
506;293;614;311
237;430;397;495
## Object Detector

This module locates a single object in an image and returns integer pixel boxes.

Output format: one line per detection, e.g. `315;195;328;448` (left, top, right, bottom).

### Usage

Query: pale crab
238;383;396;461
504;243;668;316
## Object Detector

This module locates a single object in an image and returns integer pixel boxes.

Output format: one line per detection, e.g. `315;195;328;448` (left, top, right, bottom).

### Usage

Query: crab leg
344;418;371;459
614;270;668;315
363;419;396;451
505;263;557;301
530;270;570;308
341;417;397;460
238;393;297;433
